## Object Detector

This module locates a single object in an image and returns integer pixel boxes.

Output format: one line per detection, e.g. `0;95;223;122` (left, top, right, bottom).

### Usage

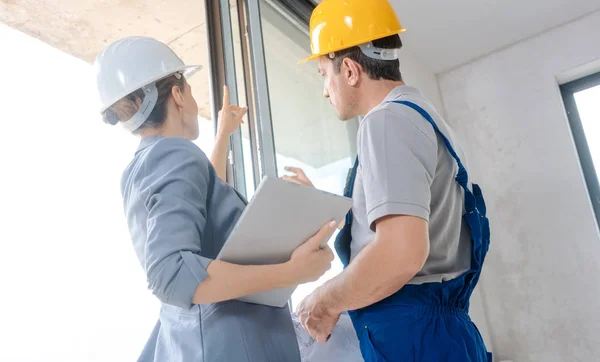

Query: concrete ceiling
313;0;600;73
3;0;600;167
0;0;213;118
389;0;600;73
0;0;350;167
3;0;600;118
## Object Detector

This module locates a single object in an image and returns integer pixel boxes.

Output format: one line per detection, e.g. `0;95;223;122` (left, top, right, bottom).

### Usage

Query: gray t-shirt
350;86;472;284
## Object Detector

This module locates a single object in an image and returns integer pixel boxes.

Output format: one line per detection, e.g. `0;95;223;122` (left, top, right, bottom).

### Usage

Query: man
284;0;493;361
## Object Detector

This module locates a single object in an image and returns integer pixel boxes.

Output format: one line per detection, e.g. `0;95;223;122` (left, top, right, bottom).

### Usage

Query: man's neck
359;80;405;117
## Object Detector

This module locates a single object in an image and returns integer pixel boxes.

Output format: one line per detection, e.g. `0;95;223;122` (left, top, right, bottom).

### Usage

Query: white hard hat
94;36;201;114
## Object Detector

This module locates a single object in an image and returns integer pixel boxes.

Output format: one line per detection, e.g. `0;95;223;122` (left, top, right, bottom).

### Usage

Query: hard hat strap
357;42;399;61
121;83;159;132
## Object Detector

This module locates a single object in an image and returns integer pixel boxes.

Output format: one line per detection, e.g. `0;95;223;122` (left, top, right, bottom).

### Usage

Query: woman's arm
193;221;336;304
210;131;230;182
210;85;247;181
141;138;334;308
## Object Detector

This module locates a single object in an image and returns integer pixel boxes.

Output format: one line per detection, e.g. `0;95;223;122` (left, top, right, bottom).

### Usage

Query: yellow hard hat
299;0;406;64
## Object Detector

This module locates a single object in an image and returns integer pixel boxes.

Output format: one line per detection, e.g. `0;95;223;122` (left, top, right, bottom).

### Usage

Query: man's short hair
331;35;403;82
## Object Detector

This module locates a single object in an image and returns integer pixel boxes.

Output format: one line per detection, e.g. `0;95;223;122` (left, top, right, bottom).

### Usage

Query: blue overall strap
391;100;490;283
342;102;492;362
334;156;359;266
344;157;359;225
335;101;485;267
390;100;477;214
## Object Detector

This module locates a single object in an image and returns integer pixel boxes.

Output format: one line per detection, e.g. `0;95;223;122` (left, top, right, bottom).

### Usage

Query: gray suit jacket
121;136;300;362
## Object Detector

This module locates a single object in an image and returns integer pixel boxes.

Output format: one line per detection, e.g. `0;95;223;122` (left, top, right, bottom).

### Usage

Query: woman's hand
210;85;248;181
286;221;336;284
217;85;247;138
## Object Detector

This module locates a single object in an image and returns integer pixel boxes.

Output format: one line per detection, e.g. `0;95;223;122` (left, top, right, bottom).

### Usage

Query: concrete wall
438;10;600;362
400;46;443;114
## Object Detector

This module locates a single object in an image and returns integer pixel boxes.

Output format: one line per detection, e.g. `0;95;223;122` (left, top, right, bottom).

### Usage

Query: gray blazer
121;136;300;362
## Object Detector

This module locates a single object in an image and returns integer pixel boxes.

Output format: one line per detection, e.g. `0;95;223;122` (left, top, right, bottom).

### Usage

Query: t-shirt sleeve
359;108;438;231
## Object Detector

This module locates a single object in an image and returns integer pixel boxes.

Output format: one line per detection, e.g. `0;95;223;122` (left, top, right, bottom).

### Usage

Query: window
1;1;350;360
561;71;600;227
257;0;359;309
0;3;216;358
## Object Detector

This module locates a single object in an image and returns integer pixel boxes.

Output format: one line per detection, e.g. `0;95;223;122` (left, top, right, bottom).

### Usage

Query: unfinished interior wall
438;10;600;362
399;46;443;113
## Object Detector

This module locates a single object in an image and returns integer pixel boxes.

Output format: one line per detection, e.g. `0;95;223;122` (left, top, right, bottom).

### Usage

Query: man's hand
296;287;341;344
283;167;314;187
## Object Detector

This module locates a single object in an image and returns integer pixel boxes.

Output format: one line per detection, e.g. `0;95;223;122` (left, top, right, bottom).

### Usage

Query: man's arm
316;108;437;312
314;214;429;314
297;108;438;343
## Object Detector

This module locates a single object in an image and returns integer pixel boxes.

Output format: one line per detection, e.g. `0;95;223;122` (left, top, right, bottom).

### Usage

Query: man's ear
343;58;361;86
171;86;185;108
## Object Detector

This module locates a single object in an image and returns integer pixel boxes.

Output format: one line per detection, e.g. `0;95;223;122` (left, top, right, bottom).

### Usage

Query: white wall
438;10;600;362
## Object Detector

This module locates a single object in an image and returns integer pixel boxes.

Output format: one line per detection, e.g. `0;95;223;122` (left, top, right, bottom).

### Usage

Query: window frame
268;0;315;24
560;71;600;227
205;0;249;197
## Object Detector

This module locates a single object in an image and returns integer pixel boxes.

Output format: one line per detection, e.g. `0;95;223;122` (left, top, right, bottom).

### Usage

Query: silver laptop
216;176;352;308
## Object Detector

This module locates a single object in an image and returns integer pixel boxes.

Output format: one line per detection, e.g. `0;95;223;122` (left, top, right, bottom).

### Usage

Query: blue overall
334;101;492;362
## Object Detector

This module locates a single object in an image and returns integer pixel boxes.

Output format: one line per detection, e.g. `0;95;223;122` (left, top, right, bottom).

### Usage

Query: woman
94;36;336;362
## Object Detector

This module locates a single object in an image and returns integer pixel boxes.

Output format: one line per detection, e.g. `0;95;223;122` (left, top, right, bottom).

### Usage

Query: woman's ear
171;85;185;108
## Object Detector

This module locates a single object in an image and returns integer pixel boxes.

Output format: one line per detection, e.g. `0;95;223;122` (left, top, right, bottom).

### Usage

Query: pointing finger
222;85;230;106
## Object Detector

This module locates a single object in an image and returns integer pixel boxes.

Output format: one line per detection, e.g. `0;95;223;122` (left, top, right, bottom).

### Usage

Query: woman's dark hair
102;73;186;132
